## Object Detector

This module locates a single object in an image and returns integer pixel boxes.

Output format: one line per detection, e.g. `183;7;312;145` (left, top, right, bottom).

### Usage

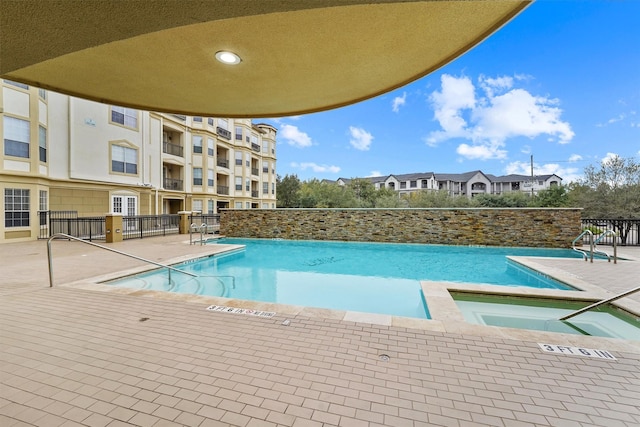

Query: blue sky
268;1;640;183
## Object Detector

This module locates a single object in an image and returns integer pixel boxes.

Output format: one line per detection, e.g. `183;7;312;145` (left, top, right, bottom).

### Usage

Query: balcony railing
163;141;183;157
163;178;183;191
251;191;259;198
251;143;260;152
251;168;259;176
217;185;229;195
217;127;232;140
217;158;229;168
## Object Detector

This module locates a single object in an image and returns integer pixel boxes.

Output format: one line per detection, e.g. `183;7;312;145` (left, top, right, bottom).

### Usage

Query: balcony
251;143;260;152
163;178;183;191
217;127;232;140
163;141;183;157
217;185;229;195
216;158;229;168
251;168;259;176
251;191;259;198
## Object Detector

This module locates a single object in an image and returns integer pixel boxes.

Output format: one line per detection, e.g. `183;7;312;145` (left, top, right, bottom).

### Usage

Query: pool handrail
559;284;640;321
572;229;617;264
47;233;197;287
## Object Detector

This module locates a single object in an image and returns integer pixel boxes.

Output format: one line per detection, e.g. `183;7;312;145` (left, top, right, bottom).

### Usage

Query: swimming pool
106;238;580;319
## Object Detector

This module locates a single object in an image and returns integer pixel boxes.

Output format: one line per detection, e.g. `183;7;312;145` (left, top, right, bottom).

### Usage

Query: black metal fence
38;211;104;240
38;211;180;241
582;218;640;246
189;213;220;233
122;215;180;240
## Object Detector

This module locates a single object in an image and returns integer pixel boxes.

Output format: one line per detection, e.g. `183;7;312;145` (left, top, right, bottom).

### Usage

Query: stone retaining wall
220;208;582;248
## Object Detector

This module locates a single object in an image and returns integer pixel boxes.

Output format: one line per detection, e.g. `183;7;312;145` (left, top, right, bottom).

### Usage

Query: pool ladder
571;229;617;263
190;223;208;245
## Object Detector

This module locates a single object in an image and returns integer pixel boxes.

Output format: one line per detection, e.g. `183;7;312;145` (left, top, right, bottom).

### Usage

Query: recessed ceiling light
215;51;241;65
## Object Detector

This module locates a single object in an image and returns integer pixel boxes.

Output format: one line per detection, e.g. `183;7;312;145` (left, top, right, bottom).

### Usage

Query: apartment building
337;170;562;197
0;80;277;243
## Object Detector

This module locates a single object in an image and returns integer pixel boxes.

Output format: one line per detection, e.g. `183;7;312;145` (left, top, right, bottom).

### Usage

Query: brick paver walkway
1;237;639;426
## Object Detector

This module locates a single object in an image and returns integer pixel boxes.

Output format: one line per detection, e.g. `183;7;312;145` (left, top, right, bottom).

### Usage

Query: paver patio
1;236;639;426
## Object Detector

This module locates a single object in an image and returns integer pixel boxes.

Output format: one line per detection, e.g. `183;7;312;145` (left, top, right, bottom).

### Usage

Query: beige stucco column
105;213;123;243
178;211;192;234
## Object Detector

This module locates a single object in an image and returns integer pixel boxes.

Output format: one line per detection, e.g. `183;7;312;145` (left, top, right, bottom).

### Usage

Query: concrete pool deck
1;235;639;426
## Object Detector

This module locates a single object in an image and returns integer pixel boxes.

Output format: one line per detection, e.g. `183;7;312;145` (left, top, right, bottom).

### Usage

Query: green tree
347;178;377;207
276;174;301;207
532;185;569;207
299;179;357;208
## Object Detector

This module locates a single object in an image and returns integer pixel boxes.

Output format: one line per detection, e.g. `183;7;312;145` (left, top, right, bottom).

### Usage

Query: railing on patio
39;211;180;241
581;218;640;246
122;215;180;240
39;211;106;241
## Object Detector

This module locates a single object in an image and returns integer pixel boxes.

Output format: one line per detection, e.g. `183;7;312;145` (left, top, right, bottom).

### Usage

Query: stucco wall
220;208;582;248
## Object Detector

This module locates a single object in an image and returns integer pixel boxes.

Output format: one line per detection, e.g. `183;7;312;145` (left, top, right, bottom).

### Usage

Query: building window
421;180;428;188
246;202;251;209
235;177;242;191
218;118;228;130
235;151;242;166
39;190;48;226
235;202;242;209
38;88;47;99
193;135;203;153
245;179;250;191
207;118;214;126
208;169;214;187
262;141;269;153
39;125;47;162
208;200;215;214
263;162;269;173
110;106;138;128
193;116;202;123
235;126;243;141
193;168;203;185
207;138;214;156
263;182;269;194
5;189;30;227
410;181;417;188
4;80;28;90
400;182;407;189
271;182;275;195
193;199;203;213
4;116;30;158
111;144;138;175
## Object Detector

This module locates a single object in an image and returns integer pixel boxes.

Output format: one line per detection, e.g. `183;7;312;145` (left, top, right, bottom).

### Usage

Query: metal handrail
572;229;593;262
559;284;640;321
593;229;618;264
47;233;196;287
572;229;618;264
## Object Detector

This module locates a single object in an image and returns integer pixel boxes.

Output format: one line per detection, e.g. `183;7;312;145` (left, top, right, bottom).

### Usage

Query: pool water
106;238;579;319
454;293;640;340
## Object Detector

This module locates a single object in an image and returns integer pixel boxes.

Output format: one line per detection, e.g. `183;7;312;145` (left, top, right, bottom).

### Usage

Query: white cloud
280;124;312;148
601;152;619;164
504;160;581;183
367;170;383;177
568;154;583;162
392;92;407;113
457;142;507;160
349;126;374;151
425;74;574;159
290;162;340;173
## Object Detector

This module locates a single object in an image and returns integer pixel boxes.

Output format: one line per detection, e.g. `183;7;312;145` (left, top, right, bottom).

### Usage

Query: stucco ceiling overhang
0;0;531;118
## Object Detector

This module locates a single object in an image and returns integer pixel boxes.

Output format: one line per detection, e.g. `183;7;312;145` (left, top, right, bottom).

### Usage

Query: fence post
178;211;192;234
105;214;123;243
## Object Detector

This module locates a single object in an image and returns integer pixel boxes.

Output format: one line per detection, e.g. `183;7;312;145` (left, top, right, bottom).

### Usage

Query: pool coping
58;241;640;355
